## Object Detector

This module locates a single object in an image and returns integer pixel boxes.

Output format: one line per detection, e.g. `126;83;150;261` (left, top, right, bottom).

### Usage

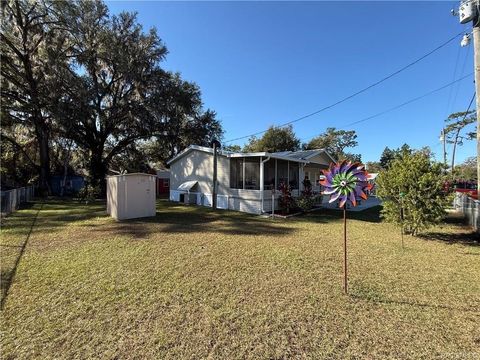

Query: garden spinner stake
343;206;348;294
400;192;405;249
320;160;372;295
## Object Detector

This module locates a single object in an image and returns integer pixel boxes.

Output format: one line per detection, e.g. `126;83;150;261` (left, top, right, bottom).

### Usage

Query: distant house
49;175;85;196
156;169;170;196
167;145;335;214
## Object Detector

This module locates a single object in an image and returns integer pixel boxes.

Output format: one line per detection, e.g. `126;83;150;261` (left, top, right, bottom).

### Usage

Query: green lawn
1;199;479;359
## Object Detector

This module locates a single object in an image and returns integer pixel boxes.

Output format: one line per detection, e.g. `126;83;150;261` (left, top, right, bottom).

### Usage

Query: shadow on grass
301;206;382;224
350;282;479;313
1;202;43;309
98;202;299;239
417;231;480;247
25;198;107;233
350;293;479;313
416;212;480;247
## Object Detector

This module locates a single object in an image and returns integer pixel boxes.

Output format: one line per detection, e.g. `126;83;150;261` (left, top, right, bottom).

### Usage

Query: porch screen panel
230;158;243;189
263;159;275;190
289;162;299;190
244;157;260;190
276;160;288;190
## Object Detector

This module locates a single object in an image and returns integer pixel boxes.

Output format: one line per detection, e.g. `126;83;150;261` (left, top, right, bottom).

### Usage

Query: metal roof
177;181;198;191
280;149;323;160
167;145;336;165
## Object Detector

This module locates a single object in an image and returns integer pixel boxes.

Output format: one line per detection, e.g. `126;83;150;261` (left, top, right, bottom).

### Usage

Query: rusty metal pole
272;191;275;218
343;207;348;295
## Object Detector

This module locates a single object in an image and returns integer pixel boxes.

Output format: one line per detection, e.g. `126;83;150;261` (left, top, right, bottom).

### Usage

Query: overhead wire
224;30;466;143
450;39;471;113
442;90;476;163
444;41;462;116
298;73;473;144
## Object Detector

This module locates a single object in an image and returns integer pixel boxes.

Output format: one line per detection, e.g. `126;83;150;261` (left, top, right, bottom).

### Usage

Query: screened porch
229;157;302;193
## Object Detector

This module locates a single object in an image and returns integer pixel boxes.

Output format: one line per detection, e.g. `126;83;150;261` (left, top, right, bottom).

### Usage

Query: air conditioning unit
459;0;476;24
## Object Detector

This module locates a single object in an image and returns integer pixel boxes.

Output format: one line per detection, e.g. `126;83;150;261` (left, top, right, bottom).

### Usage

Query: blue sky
107;1;476;164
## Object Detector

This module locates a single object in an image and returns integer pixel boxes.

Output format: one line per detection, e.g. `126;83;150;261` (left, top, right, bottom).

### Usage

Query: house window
244;157;260;190
304;171;310;181
276;160;288;190
263;159;275;190
230;158;244;189
289;162;299;190
163;179;170;188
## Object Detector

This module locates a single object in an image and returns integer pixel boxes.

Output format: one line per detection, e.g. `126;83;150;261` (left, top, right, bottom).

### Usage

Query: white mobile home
167;145;335;214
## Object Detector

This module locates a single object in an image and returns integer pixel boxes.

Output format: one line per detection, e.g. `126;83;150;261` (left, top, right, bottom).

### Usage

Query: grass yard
1;199;479;359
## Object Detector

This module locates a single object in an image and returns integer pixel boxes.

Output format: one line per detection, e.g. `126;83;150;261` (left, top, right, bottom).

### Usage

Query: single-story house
167;145;335;214
156;169;170;196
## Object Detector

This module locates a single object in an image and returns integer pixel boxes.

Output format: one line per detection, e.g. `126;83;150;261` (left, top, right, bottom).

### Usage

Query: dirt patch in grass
1;199;479;359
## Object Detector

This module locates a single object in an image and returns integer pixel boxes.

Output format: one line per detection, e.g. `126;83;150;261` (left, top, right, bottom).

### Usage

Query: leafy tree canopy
444;111;476;142
365;161;383;173
243;125;300;153
303;127;359;162
223;144;242;152
376;149;448;235
379;144;412;170
1;0;223;194
1;0;74;191
454;157;477;181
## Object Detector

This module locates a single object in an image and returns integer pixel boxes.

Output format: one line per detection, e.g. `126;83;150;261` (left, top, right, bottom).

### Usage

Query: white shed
106;173;156;220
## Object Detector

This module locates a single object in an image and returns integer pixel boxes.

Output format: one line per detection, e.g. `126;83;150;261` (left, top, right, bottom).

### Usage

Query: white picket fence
0;186;35;217
454;192;480;232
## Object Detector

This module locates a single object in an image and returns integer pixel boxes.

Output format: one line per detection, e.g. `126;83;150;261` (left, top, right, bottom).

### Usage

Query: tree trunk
60;141;73;197
35;123;51;196
60;156;68;197
89;151;107;197
451;128;461;178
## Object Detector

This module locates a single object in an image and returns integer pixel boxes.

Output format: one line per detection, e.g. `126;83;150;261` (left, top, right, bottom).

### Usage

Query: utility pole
211;139;221;210
441;128;447;170
456;0;480;191
474;21;480;193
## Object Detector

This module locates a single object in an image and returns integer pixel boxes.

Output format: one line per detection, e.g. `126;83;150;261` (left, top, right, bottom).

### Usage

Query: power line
453;90;476;124
444;42;462;116
298;73;473;144
465;91;476;112
225;30;466;144
441;91;476;164
450;40;471;113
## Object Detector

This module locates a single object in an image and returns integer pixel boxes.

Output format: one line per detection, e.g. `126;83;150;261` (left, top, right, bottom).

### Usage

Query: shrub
297;179;315;211
278;182;296;214
376;150;449;236
77;184;102;202
296;196;314;211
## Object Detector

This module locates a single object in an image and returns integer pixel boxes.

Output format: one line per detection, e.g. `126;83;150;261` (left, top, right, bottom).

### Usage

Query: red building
156;169;170;197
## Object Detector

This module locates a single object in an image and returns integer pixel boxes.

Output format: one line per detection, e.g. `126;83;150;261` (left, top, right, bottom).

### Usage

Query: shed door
125;177;153;218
